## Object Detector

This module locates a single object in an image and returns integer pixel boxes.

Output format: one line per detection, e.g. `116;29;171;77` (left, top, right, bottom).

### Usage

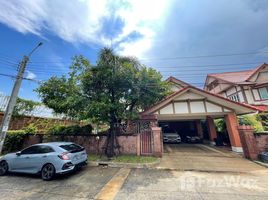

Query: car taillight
58;153;70;160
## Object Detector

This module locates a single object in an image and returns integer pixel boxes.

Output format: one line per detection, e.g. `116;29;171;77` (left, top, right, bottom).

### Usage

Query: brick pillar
196;120;203;138
224;113;242;153
206;116;217;145
151;127;163;157
237;125;258;160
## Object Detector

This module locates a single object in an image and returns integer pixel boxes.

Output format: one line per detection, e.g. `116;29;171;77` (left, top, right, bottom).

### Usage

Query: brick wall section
22;134;138;155
151;127;163;157
255;134;268;153
0;112;79;130
238;125;259;160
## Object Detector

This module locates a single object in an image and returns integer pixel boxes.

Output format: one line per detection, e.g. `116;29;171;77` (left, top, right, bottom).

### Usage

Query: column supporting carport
224;112;243;153
206;116;217;145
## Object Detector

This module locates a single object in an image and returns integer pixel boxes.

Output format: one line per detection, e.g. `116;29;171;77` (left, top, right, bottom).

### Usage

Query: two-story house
204;63;268;112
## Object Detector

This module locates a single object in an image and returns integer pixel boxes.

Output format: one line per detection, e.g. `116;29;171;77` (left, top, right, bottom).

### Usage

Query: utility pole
0;42;43;153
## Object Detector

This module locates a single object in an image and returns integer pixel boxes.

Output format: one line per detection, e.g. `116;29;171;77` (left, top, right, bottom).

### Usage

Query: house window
228;93;240;102
259;87;268;100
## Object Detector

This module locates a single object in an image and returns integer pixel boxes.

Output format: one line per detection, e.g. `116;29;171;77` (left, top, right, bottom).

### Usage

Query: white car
0;142;88;181
162;127;181;143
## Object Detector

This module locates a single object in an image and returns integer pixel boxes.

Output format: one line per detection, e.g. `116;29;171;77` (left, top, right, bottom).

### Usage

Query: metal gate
140;129;153;155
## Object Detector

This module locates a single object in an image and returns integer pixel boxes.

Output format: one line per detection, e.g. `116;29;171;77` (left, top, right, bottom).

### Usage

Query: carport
140;85;257;153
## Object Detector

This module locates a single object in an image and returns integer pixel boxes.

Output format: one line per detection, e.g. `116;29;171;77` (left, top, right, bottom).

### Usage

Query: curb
88;158;161;169
253;160;268;168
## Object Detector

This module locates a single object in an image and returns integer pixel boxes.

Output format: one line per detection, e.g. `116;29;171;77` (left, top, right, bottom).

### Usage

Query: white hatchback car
0;142;88;180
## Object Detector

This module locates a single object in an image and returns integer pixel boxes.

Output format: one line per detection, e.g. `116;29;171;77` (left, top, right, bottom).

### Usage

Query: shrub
3;130;27;153
23;123;37;134
214;119;226;133
238;115;264;133
47;124;93;135
47;124;66;135
257;112;268;131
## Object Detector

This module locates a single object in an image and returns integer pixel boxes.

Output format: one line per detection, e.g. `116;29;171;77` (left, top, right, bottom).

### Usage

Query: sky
0;0;268;102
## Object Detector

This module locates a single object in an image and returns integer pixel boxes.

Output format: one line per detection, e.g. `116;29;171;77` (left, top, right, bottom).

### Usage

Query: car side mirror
16;151;21;156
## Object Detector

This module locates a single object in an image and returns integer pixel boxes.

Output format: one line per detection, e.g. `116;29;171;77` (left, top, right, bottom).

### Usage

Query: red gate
140;129;153;155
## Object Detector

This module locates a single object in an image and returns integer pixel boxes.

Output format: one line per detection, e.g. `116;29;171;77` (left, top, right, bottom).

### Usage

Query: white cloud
0;0;172;58
25;70;37;79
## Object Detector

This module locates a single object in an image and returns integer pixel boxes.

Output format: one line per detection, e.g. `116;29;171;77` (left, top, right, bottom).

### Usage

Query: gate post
136;133;141;156
152;127;162;157
238;125;259;160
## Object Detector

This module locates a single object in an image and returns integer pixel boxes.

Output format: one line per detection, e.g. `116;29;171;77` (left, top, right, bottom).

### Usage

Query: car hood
1;152;16;159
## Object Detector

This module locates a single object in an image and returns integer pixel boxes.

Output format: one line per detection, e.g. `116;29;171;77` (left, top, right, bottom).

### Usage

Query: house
204;63;268;112
140;77;258;154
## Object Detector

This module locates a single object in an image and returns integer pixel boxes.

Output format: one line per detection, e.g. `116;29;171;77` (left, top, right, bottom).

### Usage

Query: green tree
13;98;41;117
36;48;169;156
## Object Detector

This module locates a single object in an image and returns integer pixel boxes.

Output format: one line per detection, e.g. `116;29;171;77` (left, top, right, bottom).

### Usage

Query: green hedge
238;115;264;133
3;130;27;153
47;124;93;135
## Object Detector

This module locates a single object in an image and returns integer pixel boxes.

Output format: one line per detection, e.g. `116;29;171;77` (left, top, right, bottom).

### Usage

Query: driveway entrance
157;144;265;173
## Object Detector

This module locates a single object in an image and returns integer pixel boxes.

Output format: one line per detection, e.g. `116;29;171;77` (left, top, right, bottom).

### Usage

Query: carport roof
141;85;258;117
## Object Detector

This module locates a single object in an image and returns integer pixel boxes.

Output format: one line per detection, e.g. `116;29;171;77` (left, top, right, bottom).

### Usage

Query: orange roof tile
208;63;267;84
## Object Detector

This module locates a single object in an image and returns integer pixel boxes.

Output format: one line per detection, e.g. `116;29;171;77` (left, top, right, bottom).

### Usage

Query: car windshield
59;144;84;153
162;127;175;133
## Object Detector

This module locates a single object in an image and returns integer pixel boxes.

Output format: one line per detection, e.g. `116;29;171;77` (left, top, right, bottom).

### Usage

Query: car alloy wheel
41;164;55;181
0;161;8;176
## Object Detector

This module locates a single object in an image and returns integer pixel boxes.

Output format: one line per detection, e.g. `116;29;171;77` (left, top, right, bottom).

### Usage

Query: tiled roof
208;63;267;84
208;69;254;83
251;105;268;112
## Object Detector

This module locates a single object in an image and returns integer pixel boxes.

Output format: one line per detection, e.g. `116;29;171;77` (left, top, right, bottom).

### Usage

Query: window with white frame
228;93;240;102
258;87;268;100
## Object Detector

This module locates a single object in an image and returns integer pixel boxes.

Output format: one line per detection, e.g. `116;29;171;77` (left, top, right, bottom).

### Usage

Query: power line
28;50;268;64
139;51;268;61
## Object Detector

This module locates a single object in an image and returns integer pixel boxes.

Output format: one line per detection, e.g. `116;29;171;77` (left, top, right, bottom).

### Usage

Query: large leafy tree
36;48;169;156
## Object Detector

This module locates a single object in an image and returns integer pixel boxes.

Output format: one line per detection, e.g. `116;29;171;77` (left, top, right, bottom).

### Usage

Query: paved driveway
115;168;268;200
157;143;265;173
0;166;119;200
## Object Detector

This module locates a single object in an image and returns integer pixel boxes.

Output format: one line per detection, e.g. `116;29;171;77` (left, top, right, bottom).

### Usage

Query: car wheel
0;161;8;176
41;164;55;181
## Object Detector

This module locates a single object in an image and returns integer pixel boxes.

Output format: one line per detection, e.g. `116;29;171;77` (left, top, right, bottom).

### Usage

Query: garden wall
22;134;139;155
0;112;79;130
254;133;268;153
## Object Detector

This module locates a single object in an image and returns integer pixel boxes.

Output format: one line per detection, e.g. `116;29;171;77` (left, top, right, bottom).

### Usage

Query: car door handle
42;155;47;158
25;156;30;159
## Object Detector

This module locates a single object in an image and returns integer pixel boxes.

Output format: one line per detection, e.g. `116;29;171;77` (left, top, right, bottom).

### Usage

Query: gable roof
141;85;258;116
166;76;191;87
206;63;267;85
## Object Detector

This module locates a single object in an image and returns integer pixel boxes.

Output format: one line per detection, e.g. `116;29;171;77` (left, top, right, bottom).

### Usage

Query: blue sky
0;0;268;101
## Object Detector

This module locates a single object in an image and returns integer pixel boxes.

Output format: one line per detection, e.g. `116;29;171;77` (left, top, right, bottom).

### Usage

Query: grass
88;154;158;164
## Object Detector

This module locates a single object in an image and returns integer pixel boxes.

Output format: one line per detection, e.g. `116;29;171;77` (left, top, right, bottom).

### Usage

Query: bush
23;123;37;134
47;124;92;135
257;112;268;131
3;130;27;153
214;119;226;133
239;115;264;133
